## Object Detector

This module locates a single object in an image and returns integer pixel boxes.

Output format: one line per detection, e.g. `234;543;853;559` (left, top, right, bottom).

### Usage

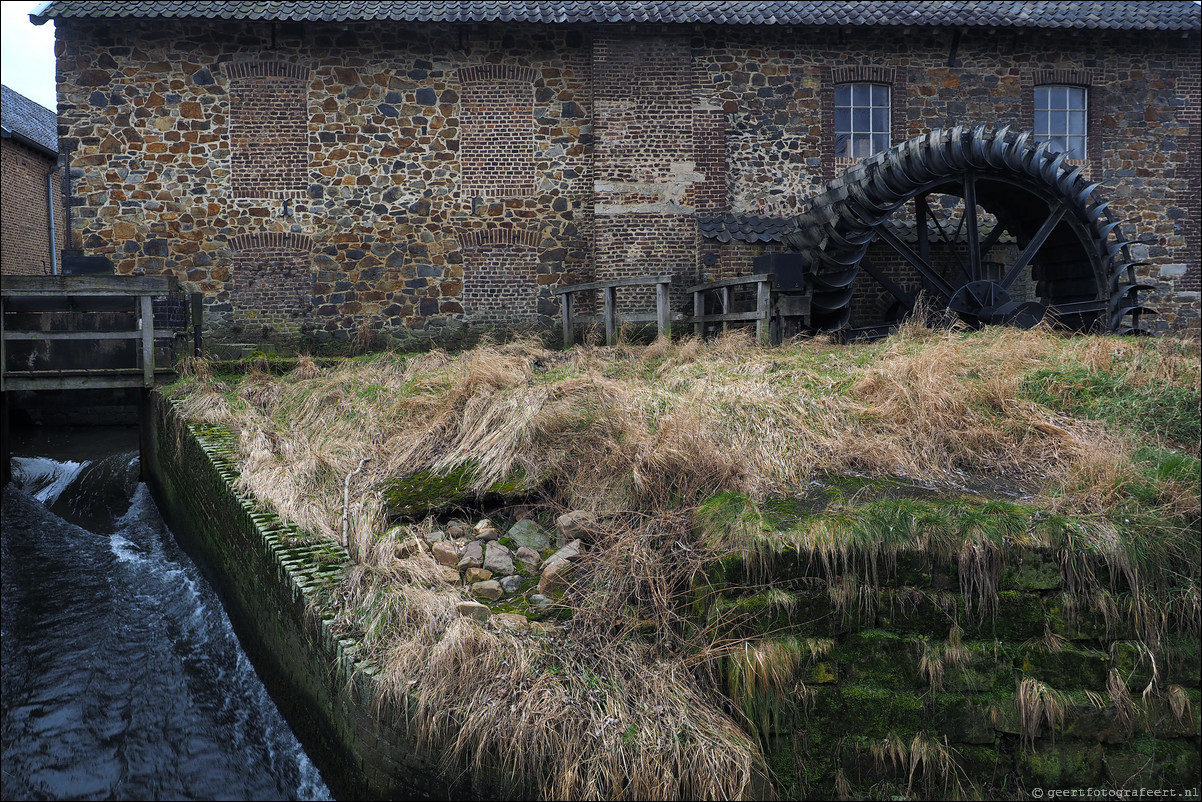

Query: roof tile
30;1;1202;31
0;84;58;153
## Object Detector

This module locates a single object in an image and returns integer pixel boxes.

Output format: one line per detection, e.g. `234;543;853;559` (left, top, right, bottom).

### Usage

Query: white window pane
835;133;850;158
1035;86;1049;111
1068;87;1087;108
1068;136;1086;159
835;107;850;132
853;107;869;131
853;136;872;158
1068;110;1086;135
835;84;851;106
1049;136;1067;154
872;132;890;153
1055;110;1070;136
871;83;889;106
1034;109;1049;136
871;107;889;133
852;83;870;105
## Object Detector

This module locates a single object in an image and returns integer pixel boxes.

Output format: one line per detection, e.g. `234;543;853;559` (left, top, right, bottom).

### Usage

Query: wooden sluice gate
1;274;198;392
1;274;201;485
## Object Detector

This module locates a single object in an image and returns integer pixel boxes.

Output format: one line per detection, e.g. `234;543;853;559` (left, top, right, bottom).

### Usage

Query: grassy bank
164;322;1200;799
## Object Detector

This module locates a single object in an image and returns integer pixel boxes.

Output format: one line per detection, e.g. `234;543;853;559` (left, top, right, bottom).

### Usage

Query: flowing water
1;426;332;801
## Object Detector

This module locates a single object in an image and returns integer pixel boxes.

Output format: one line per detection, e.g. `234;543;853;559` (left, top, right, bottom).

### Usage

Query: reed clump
165;324;1200;799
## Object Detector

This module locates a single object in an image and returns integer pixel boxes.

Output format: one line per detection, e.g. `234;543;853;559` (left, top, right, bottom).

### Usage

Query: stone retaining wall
140;392;467;800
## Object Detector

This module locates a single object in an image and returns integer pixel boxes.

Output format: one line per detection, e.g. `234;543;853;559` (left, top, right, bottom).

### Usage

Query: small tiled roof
0;84;58;154
30;1;1202;30
698;214;800;244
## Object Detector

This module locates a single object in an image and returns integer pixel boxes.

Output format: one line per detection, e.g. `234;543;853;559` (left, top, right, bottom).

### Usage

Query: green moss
380;462;537;518
1021;366;1200;451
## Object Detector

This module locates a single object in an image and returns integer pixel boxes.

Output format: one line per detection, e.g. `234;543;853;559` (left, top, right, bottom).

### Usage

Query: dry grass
163;325;1200;799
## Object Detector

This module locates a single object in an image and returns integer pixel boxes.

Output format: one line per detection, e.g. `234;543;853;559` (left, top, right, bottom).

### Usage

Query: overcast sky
1;1;57;110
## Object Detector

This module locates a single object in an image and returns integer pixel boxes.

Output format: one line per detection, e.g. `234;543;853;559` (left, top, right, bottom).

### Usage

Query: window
834;83;891;159
1034;85;1087;159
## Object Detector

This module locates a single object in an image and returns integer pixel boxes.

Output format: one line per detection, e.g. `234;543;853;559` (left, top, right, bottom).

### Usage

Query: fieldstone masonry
53;17;1200;345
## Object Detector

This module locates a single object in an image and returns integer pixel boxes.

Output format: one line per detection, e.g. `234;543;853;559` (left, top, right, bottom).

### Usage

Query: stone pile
428;511;593;627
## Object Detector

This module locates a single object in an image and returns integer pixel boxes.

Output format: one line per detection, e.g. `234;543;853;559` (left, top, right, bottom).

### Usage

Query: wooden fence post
604;287;616;346
561;291;574;348
756;279;771;345
656;280;671;340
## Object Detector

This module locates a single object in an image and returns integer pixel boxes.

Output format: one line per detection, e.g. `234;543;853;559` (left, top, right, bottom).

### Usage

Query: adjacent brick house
1;84;64;276
31;1;1202;347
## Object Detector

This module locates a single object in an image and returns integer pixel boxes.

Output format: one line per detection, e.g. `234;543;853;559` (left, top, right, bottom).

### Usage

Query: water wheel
785;125;1153;334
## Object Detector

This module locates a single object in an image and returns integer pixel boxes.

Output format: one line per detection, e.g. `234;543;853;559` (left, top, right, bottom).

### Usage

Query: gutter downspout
47;155;62;274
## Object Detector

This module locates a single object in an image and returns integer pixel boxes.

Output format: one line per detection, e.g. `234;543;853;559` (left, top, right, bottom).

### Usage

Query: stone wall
55;19;1200;345
702;540;1201;798
142;388;1200;799
140;393;485;800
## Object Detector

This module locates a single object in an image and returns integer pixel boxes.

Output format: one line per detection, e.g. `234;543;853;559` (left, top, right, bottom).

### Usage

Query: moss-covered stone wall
703;542;1201;799
140;392;465;800
141;387;1200;799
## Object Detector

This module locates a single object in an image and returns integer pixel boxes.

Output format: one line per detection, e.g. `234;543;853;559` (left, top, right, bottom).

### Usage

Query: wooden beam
0;275;178;297
551;274;674;295
561;291;574;348
655;281;671;340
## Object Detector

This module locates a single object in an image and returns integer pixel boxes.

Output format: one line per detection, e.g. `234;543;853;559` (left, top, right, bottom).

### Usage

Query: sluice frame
784;125;1152;335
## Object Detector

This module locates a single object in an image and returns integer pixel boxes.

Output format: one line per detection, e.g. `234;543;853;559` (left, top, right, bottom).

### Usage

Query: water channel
1;425;332;801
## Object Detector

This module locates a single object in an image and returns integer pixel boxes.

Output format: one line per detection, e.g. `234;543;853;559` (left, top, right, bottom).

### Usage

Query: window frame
834;81;893;161
1033;84;1089;161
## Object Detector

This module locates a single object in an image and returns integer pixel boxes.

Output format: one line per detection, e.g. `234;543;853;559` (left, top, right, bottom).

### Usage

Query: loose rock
457;540;484;570
432;540;459;567
457;601;491;621
471;579;504;601
464;566;492;583
538;559;573;594
507;519;550;551
515;546;540;567
499;575;523;595
547;539;582;565
483;543;516;576
555;511;592;546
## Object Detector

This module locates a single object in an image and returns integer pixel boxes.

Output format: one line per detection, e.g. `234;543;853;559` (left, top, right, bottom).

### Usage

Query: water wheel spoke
871;222;957;300
793;126;1152;334
860;258;916;310
963;174;983;282
999;203;1067;290
920;196;971;282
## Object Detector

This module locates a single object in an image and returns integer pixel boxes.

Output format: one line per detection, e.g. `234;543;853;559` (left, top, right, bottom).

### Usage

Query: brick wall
53;18;1200;345
1;138;62;276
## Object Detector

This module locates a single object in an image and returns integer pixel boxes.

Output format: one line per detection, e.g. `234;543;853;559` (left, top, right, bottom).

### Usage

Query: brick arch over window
1023;69;1100;164
459;228;542;324
227;61;310;199
457;65;538;199
823;65;905;182
228;232;313;330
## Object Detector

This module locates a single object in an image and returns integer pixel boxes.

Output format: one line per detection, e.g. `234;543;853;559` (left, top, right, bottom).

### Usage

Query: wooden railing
1;274;188;391
552;274;674;347
686;273;774;345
